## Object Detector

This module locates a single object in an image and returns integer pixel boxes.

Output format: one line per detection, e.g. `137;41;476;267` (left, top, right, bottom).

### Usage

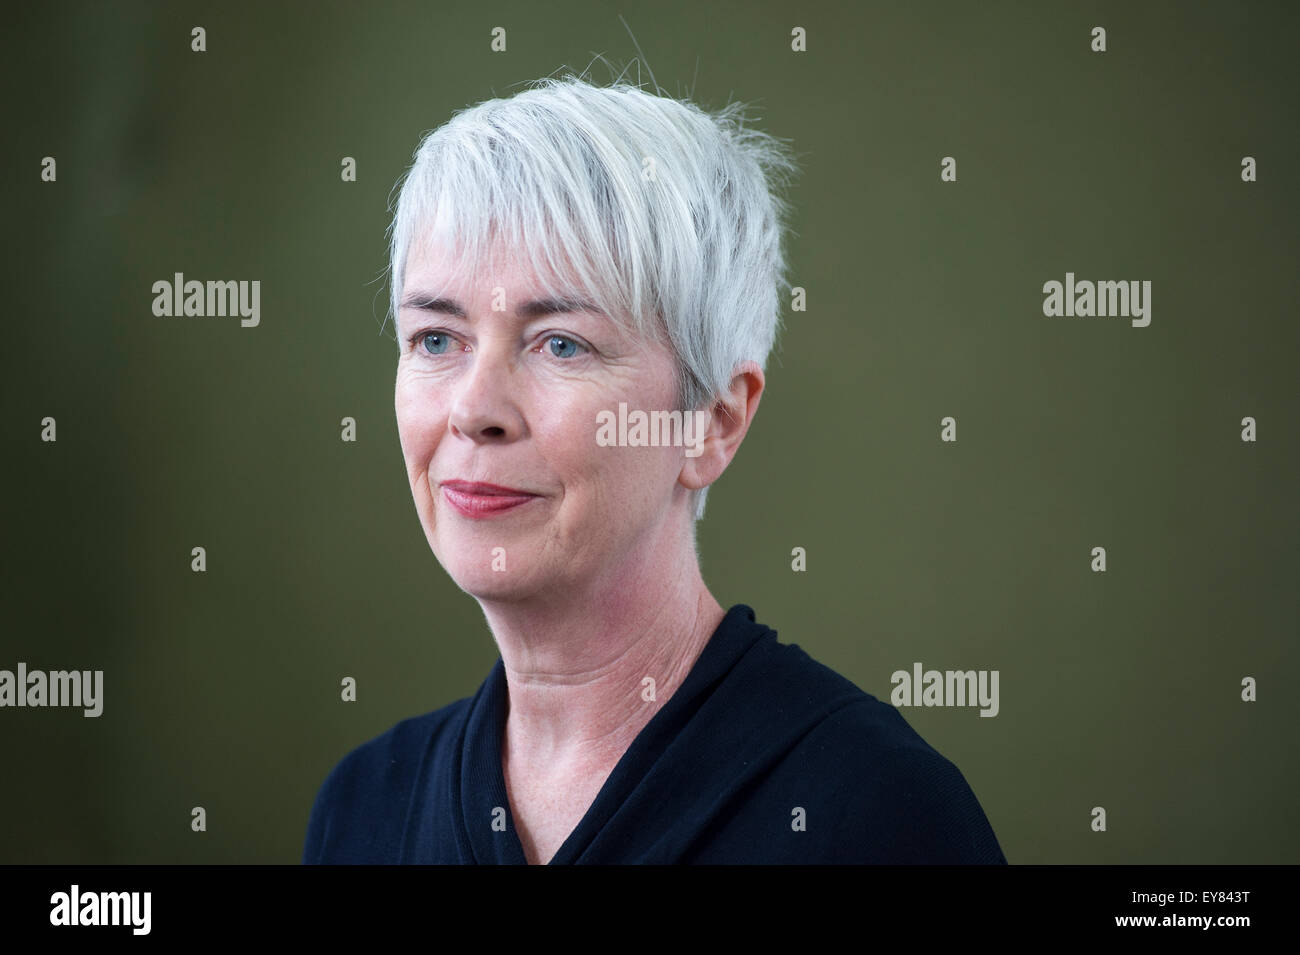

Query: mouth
439;480;540;519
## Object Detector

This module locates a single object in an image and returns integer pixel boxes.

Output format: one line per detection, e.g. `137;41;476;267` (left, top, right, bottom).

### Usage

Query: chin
434;543;540;601
452;569;542;603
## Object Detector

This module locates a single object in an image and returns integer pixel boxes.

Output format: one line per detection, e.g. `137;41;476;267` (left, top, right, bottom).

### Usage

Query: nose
447;343;525;443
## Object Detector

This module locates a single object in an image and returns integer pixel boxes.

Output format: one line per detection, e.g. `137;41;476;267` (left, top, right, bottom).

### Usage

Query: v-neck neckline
454;604;766;864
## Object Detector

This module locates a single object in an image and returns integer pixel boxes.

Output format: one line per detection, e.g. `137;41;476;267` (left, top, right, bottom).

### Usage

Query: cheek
540;381;685;511
558;426;679;515
395;378;446;472
529;398;615;512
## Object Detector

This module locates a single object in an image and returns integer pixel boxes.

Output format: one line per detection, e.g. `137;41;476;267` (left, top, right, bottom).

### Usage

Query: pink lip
440;480;540;519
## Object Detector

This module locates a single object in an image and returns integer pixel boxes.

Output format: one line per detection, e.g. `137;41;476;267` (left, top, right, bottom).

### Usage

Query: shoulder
815;700;1003;848
756;637;1006;863
302;699;468;864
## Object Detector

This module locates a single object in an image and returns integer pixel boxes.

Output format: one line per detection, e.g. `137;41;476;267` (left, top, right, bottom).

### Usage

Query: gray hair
386;73;800;521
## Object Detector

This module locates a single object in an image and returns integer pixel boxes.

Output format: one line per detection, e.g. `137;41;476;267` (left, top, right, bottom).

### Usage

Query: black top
303;604;1007;864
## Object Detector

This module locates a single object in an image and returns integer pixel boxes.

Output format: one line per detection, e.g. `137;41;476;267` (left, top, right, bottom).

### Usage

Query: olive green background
3;0;1296;864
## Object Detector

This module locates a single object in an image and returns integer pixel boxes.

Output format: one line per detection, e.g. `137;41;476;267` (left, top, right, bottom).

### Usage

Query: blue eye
420;332;452;355
547;335;581;358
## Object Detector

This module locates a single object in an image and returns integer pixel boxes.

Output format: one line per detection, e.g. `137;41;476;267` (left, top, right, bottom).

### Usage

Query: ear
678;362;765;493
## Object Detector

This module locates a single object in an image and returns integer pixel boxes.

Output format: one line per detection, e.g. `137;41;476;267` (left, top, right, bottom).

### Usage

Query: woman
303;74;1006;864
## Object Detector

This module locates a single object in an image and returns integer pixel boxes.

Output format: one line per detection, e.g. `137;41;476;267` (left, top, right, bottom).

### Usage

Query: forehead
404;223;579;287
402;230;611;320
395;219;657;348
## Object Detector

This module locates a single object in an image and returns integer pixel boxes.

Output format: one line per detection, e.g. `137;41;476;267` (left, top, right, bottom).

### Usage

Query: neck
482;522;724;775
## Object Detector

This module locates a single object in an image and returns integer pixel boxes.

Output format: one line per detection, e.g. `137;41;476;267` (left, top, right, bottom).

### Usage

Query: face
395;237;696;604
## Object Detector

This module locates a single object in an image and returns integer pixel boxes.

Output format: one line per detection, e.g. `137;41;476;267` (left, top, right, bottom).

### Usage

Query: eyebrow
399;293;605;319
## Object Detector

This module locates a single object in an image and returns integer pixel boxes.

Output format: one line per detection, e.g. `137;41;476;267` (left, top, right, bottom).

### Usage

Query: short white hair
387;73;800;521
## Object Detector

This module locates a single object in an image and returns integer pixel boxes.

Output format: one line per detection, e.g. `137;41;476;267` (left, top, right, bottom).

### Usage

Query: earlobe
678;414;727;492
